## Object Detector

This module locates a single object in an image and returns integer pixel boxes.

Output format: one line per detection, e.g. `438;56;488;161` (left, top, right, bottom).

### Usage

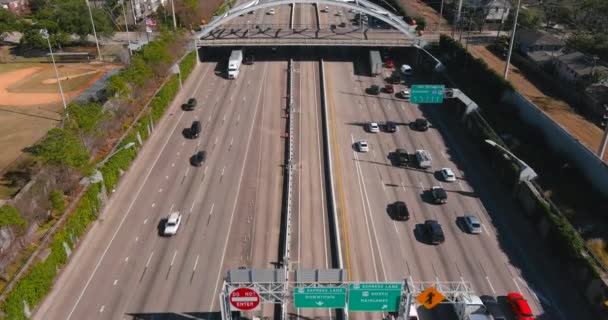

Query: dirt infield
467;45;607;162
0;62;117;180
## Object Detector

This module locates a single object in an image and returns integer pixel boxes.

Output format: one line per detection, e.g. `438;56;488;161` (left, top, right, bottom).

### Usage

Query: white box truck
228;50;243;79
453;294;494;320
369;50;382;76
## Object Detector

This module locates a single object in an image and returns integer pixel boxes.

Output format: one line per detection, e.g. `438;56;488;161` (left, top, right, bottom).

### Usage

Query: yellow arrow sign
415;287;445;310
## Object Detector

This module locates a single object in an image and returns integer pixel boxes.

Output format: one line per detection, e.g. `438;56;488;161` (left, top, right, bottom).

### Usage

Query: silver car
463;215;482;234
356;141;369;152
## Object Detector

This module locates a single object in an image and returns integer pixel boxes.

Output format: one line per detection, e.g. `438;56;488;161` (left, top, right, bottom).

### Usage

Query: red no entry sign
229;287;261;311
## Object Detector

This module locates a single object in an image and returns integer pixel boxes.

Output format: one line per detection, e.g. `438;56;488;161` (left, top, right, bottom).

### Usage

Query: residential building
467;0;511;22
516;28;566;68
89;0;166;24
1;0;28;15
553;52;608;86
583;83;608;125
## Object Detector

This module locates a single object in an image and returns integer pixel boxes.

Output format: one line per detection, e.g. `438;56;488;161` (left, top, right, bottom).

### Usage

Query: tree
66;102;109;135
32;128;89;168
0;9;18;41
34;0;114;39
0;205;27;233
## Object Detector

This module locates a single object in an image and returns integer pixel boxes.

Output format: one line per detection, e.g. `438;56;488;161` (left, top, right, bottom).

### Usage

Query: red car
385;60;394;68
507;292;535;320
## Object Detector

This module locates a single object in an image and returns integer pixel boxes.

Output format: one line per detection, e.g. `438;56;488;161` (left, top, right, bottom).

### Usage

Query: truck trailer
453;294;494;320
228;50;243;79
369;50;382;76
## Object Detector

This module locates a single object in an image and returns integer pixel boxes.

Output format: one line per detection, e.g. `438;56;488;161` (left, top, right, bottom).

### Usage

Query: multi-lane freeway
34;2;596;320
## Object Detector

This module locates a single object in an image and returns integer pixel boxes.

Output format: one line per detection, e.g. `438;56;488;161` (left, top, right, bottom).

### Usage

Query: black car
385;121;398;133
480;296;507;320
190;151;206;167
182;98;197;111
423;220;445;244
390;201;410;220
395;148;409;167
190;121;201;139
430;186;447;204
413;118;429;131
367;85;380;95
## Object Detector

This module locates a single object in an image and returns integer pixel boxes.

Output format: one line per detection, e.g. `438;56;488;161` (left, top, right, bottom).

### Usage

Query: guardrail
199;38;418;46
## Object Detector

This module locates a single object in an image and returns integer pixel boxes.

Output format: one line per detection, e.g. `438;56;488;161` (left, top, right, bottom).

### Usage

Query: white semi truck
369;50;382;76
228;50;243;79
453;294;494;320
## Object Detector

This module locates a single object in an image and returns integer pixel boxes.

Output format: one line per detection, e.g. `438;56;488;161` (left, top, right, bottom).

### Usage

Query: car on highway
385;60;394;68
385;121;398;133
507;292;535;320
386;74;401;84
322;6;329;12
384;84;395;93
480;295;507;320
189;121;201;139
440;167;456;181
367;84;380;95
190;150;207;167
366;122;380;133
355;140;369;152
395;148;409;167
335;11;343;16
398;89;411;99
182;97;197;111
390;201;410;220
267;8;275;15
423;220;445;244
400;64;413;76
412;118;428;131
163;212;182;236
463;215;482;234
430;186;447;204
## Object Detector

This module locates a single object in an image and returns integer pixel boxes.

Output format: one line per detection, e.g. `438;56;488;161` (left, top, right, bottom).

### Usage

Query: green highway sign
410;85;445;103
348;282;403;312
294;287;347;309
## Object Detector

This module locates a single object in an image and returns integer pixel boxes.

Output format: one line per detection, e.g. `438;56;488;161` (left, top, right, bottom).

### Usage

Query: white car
322;6;329;12
335;11;343;16
398;89;410;99
440;168;456;182
356;141;369;152
463;215;482;234
267;8;275;15
163;212;182;236
366;122;380;133
400;64;413;76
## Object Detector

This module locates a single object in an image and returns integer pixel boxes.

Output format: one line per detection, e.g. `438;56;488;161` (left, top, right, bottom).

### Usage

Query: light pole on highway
170;0;177;30
40;29;68;118
503;0;522;80
85;0;103;61
96;142;136;168
485;139;537;182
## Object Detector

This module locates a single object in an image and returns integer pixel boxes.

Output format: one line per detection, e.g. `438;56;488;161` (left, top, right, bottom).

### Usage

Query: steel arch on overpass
195;0;422;43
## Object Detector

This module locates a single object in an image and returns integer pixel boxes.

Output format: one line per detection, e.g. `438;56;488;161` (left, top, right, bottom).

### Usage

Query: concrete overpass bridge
195;0;427;47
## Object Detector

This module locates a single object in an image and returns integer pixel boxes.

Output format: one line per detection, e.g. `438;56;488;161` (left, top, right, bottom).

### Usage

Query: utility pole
121;0;132;57
170;0;177;30
40;29;68;119
503;0;522;80
456;0;464;24
86;0;103;61
437;0;445;32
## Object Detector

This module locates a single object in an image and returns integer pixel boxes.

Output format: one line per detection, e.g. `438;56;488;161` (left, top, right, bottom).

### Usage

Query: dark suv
390;201;409;220
395;149;409;167
190;121;202;139
413;118;429;131
385;121;398;133
190;151;206;167
182;98;197;111
430;186;447;204
367;85;380;95
423;220;445;244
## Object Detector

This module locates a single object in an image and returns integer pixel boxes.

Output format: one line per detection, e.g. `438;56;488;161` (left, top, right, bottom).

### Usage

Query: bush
151;75;180;122
32;128;90;169
49;190;66;214
0;205;27;232
179;50;197;80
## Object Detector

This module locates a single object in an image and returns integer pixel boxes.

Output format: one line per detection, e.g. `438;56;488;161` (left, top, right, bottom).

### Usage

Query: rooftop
517;28;565;47
557;51;608;76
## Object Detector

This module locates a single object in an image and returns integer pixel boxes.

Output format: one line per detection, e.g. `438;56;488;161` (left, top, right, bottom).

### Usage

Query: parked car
385;121;398;133
423;220;445;244
190;151;207;167
182;98;197;111
367;85;380;95
356;140;369;152
507;293;535;320
463;215;482;234
366;122;380;133
431;186;447;204
440;167;456;181
412;118;428;131
163;212;182;236
390;201;410;220
384;84;395;93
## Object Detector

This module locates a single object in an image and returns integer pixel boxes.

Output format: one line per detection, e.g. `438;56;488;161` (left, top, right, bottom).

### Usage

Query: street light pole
121;0;132;57
40;29;68;118
170;0;177;30
485;139;537;182
86;0;103;61
503;0;522;80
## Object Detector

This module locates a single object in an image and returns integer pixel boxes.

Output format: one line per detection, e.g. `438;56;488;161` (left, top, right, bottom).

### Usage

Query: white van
400;64;413;76
415;149;432;169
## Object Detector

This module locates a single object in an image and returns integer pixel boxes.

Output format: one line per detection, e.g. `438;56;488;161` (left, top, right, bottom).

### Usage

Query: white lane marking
393;221;399;234
124;256;129;262
143;219;148;225
134;237;138;242
215;137;218;146
486;276;496;295
184;167;190;177
171;163;175;167
177;151;180;156
170;250;178;266
372;149;376;158
197;140;201;147
113;280;118;286
99;305;105;313
237;113;240;122
158;188;163;193
230;137;234;148
210;62;268;311
166;175;169;180
193;255;200;271
208;115;212;122
146;252;154;268
151;203;155;207
190;200;196;212
482;224;491;237
169;203;174;213
380;178;386;191
181;141;185;146
418;181;424;189
209;203;215;216
439;181;444;188
458;181;465;191
204;166;208;175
